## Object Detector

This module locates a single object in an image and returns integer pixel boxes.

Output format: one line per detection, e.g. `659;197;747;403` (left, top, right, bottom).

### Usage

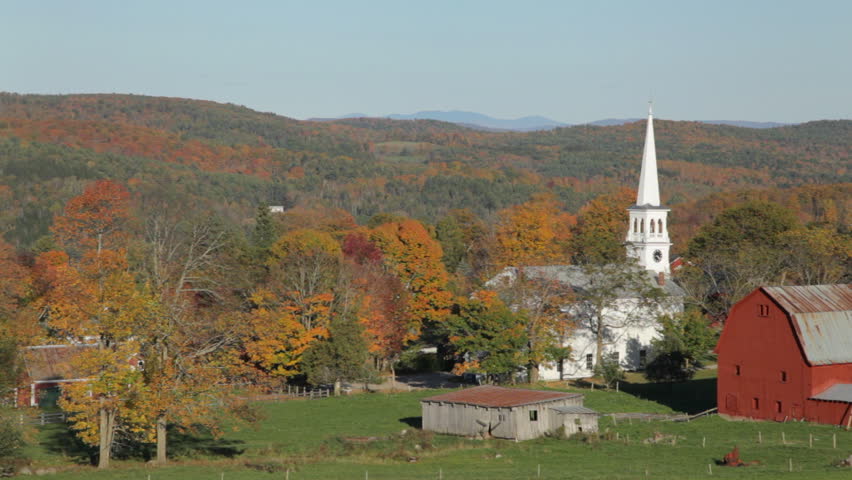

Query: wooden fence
242;386;332;402
19;411;67;425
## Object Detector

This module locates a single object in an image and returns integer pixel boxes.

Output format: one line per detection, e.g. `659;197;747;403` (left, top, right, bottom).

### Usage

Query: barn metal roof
810;384;852;403
420;386;582;408
551;405;599;415
763;285;852;365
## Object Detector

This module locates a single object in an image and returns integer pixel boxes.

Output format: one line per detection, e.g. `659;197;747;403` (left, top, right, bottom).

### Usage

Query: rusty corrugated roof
763;285;852;365
763;285;852;313
23;345;95;382
420;385;581;408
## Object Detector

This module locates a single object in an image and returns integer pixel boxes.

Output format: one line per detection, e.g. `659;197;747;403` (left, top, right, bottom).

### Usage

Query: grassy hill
20;374;852;479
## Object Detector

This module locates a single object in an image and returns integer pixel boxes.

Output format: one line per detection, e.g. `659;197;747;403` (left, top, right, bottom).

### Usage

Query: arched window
658;219;663;233
640;219;644;233
633;218;638;233
650;219;655;233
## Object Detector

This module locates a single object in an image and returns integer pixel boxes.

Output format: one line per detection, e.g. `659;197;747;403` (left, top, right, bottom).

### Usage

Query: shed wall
422;395;584;440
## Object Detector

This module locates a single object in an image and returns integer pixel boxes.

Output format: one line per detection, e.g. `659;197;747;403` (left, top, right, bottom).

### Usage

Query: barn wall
804;400;852;425
717;289;811;421
809;364;852;398
717;289;852;426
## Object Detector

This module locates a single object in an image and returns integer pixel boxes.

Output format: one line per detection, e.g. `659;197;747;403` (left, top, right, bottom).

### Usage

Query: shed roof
551;405;599;415
762;285;852;365
23;344;95;382
810;384;852;403
421;386;582;408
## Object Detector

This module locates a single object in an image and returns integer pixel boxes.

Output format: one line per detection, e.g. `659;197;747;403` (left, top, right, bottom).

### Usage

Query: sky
2;1;851;124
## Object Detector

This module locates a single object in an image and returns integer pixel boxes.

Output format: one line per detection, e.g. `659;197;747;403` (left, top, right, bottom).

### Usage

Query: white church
488;105;684;380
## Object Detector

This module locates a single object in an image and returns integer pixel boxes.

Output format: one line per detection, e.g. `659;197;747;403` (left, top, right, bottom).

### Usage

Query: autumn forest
0;93;849;468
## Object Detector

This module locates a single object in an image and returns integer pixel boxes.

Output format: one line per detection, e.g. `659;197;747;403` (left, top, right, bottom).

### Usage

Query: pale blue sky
2;1;850;123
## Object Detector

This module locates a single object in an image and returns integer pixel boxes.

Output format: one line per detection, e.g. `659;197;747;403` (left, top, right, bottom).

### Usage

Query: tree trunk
98;407;114;469
595;322;605;373
156;416;167;464
528;363;539;384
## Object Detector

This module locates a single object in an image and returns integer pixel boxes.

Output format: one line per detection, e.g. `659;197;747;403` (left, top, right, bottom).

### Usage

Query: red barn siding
717;286;852;426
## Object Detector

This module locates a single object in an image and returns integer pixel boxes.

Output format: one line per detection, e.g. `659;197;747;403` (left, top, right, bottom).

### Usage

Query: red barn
716;284;852;427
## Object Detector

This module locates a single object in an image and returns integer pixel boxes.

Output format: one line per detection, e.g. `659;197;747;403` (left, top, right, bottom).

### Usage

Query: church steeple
636;103;660;206
626;103;671;275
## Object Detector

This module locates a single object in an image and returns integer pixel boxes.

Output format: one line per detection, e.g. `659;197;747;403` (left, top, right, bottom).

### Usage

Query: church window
650;219;655;233
658;219;663;233
633;218;637;233
640;219;644;233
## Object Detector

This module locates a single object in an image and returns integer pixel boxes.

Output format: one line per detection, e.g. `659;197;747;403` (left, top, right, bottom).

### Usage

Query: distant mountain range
312;111;792;131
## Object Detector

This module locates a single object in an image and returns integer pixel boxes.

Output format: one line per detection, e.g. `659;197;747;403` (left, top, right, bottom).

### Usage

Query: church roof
490;265;685;298
635;104;661;207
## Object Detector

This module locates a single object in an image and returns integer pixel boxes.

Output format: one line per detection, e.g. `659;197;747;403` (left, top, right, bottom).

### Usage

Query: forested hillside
0;92;849;248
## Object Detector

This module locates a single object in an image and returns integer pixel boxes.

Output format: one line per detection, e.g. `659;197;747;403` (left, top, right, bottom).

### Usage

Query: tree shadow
166;427;246;459
40;423;97;465
620;377;716;414
399;416;422;429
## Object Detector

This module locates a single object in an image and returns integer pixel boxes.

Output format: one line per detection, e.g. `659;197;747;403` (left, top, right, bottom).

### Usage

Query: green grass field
16;372;852;479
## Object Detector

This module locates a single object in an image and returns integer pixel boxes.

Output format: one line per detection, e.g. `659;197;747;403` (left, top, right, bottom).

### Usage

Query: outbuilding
716;284;852;426
421;385;598;440
16;344;95;408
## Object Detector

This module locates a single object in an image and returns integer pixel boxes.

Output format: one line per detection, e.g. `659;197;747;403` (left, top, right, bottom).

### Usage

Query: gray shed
550;405;599;435
421;385;597;441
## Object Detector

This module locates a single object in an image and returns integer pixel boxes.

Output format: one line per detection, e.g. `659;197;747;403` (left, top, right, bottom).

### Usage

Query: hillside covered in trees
1;92;849;249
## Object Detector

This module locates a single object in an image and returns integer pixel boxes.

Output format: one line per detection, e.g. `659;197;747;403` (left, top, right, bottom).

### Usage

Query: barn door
725;394;738;413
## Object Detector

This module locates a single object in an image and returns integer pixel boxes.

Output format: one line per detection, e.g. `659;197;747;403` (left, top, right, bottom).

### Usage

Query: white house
487;105;684;380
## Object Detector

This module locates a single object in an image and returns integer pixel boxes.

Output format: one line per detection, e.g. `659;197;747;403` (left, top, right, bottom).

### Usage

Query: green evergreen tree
252;205;277;256
435;214;466;274
301;313;371;395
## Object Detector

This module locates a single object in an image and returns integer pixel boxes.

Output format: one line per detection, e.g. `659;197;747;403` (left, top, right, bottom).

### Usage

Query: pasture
17;375;852;479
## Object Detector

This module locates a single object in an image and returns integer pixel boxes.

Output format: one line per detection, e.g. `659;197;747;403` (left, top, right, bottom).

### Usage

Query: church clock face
653;250;663;263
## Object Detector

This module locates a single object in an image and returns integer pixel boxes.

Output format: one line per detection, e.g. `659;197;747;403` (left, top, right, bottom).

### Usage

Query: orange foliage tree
51;179;131;256
369;220;452;340
494;194;575;267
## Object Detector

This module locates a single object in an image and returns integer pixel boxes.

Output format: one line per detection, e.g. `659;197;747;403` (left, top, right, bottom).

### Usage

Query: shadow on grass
620;377;716;414
40;423;96;465
166;428;246;459
399;416;422;429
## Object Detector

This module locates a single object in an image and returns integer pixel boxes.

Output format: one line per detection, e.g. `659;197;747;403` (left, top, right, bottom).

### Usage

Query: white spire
635;103;660;206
